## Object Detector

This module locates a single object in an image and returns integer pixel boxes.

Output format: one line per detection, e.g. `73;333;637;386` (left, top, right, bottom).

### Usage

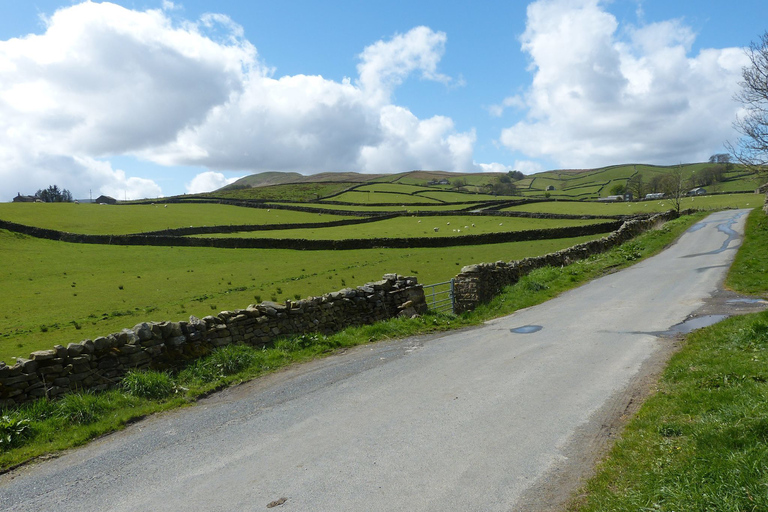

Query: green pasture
269;202;483;212
193;216;603;239
413;190;500;202
354;183;431;194
0;203;353;235
0;229;605;364
322;190;444;204
505;193;759;216
514;164;761;199
198;182;356;202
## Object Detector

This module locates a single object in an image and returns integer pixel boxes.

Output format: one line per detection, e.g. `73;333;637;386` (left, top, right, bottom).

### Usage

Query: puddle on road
684;211;747;258
727;298;767;305
628;315;730;338
665;315;729;335
511;325;543;334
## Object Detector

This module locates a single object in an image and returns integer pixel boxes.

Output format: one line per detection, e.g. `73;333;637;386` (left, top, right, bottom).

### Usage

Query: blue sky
1;0;766;200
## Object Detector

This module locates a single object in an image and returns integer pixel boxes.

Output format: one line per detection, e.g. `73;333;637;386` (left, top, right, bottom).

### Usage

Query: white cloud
186;171;241;194
512;160;545;175
499;0;749;168
0;4;484;201
474;162;508;173
357;26;452;105
488;95;526;117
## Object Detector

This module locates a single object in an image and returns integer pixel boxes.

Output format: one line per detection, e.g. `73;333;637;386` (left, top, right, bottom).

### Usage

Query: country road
0;209;754;512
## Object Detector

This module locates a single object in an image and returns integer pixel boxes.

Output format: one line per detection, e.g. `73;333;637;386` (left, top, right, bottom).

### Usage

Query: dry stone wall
0;274;426;407
453;210;681;313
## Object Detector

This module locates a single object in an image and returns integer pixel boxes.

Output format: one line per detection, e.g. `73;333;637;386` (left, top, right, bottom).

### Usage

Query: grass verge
570;207;768;511
0;213;703;472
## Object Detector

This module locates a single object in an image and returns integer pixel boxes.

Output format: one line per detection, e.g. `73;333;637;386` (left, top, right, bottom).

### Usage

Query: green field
504;193;759;216
515;163;762;199
323;190;445;204
413;190;499;202
192;216;604;239
0;203;354;234
272;202;483;212
0;229;606;364
198;182;357;202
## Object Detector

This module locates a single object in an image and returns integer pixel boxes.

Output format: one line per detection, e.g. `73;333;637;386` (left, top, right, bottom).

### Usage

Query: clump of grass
254;294;262;303
56;392;106;425
122;370;176;400
179;344;258;384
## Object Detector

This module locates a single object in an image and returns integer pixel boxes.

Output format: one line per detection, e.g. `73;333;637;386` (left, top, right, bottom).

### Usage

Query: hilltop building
12;193;37;203
95;195;117;205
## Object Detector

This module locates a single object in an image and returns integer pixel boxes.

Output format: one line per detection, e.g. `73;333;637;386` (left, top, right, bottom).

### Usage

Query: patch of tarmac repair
514;286;767;512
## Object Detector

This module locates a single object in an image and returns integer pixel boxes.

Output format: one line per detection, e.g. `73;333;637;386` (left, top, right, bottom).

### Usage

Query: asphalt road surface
0;209;752;512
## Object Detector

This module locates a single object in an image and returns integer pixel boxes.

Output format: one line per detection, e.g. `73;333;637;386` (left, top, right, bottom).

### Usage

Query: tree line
30;185;74;202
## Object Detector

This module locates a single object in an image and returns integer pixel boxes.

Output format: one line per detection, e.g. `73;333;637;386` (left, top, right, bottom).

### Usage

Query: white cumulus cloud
499;0;749;168
0;4;486;201
186;171;242;194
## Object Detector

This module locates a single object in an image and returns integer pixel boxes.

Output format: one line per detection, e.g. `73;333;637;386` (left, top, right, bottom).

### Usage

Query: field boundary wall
0;219;623;250
0;275;427;407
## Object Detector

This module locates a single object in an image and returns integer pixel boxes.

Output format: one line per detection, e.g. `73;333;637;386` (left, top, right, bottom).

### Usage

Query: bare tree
661;166;686;214
730;32;768;173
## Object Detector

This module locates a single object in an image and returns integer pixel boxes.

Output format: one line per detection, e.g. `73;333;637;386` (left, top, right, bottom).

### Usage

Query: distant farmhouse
95;195;117;205
598;193;633;202
687;187;707;196
427;179;450;186
12;193;38;203
644;192;665;200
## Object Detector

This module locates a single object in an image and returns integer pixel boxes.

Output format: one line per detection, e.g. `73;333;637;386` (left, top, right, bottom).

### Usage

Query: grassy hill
209;164;764;203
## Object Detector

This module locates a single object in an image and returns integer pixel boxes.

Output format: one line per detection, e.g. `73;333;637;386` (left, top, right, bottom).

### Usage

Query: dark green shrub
0;415;32;450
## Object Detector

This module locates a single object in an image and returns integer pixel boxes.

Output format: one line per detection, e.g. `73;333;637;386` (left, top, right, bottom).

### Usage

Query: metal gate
422;278;455;313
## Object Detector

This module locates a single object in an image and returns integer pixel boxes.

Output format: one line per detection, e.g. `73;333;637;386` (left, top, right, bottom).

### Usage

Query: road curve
0;209;750;512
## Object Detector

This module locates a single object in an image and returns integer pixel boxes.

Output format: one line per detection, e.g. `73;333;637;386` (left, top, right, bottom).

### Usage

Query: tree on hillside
729;32;768;173
508;170;525;181
35;185;73;203
609;183;626;196
661;166;686;213
648;174;666;194
485;176;517;196
451;178;468;190
709;153;732;166
627;174;646;199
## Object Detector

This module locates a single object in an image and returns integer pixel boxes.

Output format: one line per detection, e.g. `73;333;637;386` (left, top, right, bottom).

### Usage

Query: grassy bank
0;213;703;471
571;206;768;511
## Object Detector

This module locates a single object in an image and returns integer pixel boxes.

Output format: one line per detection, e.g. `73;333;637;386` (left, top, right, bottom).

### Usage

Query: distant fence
423;279;455;313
